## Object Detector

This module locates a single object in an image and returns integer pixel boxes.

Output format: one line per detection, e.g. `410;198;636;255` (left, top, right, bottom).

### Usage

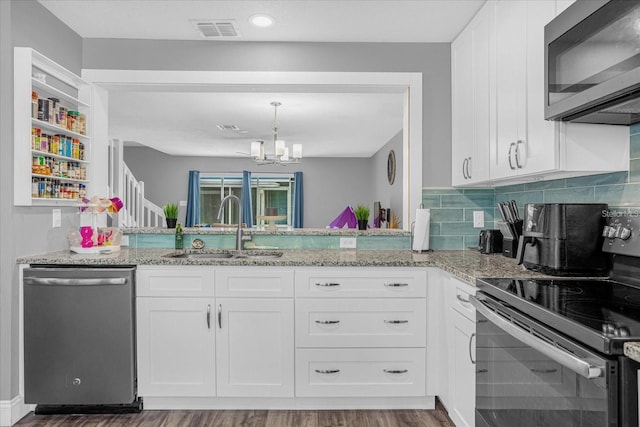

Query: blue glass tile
497;192;544;208
464;235;481;249
358;236;411;250
495;184;525;194
566;172;628;188
422;188;463;196
543;187;595;203
429;236;464;250
441;222;481;235
631;123;640;136
462;189;495;195
135;234;173;248
464;208;494;223
630;160;640;183
524;179;566;191
594;184;640;206
421;195;442;208
441;193;495;208
429;223;441;236
430;208;464;222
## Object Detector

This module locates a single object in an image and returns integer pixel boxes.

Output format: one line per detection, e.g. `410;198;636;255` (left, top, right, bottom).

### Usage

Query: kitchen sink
163;251;283;260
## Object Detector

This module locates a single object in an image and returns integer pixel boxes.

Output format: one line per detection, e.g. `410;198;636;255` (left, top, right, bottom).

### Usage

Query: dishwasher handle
24;277;128;286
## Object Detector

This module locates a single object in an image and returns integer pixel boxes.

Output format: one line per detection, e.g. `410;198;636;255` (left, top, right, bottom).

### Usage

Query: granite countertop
122;227;411;236
17;248;552;284
624;342;640;363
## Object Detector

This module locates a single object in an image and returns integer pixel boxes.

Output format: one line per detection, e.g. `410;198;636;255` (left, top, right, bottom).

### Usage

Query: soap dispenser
175;223;184;250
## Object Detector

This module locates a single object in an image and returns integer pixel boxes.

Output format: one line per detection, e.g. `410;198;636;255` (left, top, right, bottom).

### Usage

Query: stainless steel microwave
544;0;640;125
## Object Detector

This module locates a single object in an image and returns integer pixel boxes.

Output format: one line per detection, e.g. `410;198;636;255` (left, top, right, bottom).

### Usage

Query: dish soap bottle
175;223;184;250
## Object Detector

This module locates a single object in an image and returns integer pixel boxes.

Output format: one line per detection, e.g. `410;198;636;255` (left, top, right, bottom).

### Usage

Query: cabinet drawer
137;266;214;297
296;299;426;348
215;268;294;298
448;277;476;322
295;348;426;397
295;269;426;298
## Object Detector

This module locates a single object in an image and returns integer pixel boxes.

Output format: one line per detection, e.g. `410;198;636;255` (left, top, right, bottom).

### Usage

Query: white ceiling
38;0;484;158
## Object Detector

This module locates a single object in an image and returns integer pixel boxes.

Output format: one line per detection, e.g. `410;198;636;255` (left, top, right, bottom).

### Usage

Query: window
199;173;294;227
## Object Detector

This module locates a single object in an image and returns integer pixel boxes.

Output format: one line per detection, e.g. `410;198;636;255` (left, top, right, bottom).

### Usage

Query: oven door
471;293;619;427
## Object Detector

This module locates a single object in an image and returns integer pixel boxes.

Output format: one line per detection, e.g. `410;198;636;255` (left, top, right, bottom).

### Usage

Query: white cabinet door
450;309;476;427
452;2;491;186
137;297;215;397
216;298;294;397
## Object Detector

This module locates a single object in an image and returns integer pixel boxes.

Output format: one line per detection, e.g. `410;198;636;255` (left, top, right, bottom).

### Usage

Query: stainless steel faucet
217;194;244;251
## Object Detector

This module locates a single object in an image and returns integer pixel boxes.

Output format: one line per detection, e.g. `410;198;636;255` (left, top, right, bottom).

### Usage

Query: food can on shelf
47;98;59;125
58;105;67;128
78;113;86;135
67;110;79;133
37;99;49;122
31;92;38;119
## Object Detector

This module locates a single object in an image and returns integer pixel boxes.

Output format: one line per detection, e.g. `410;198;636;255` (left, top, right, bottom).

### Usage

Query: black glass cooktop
476;278;640;354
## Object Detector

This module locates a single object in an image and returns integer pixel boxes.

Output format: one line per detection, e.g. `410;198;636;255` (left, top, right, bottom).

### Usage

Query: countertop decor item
163;203;178;228
354;204;370;230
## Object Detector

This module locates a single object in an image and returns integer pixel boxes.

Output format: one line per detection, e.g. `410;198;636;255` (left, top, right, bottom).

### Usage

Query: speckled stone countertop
624;342;640;363
123;227;411;236
17;248;552;284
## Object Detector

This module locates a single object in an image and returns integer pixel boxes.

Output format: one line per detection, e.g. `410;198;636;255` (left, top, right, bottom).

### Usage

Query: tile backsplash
424;123;640;250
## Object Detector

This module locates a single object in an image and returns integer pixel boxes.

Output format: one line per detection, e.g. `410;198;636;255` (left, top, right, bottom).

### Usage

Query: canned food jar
67;111;79;133
78;113;86;135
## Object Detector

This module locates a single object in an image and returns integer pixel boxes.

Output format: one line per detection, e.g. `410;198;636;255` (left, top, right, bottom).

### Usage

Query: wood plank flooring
15;403;455;427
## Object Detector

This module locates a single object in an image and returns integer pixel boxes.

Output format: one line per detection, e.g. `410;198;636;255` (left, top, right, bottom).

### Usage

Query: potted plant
354;204;370;230
163;203;178;228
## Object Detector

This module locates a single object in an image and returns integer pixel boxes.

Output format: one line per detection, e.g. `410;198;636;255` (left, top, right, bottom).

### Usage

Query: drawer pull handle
316;282;340;287
315;320;340;325
315;369;340;374
456;294;471;304
384;283;409;287
383;369;408;374
384;320;409;324
530;368;558;374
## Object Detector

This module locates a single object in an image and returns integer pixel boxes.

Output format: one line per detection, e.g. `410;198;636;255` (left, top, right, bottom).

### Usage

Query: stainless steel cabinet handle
456;294;470;304
384;320;409;324
383;369;408;374
315;282;340;287
515;140;525;169
462;158;468;179
466;157;472;179
217;304;222;329
530;368;558;374
315;320;340;325
24;277;127;286
469;332;476;364
508;142;516;170
470;295;604;379
315;369;340;374
207;304;211;329
384;283;409;287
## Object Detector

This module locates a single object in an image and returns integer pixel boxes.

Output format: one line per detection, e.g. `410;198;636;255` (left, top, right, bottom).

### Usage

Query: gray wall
371;131;404;226
123;147;374;228
2;0;83;402
82;39;452;188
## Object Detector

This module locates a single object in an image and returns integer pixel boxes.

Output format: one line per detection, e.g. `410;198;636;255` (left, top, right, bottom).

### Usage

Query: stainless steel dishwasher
23;266;141;413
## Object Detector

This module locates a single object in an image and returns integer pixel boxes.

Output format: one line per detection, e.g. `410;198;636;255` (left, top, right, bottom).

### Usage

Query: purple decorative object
80;226;93;248
327;206;357;229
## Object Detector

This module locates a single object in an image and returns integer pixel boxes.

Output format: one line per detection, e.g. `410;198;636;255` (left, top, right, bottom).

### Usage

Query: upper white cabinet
14;47;92;206
451;2;492;186
452;0;629;187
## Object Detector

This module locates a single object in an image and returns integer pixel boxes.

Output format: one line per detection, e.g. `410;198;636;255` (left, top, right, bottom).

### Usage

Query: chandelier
250;102;302;165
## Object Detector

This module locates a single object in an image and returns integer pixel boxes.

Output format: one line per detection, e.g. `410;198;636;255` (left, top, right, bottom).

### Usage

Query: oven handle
470;295;604;380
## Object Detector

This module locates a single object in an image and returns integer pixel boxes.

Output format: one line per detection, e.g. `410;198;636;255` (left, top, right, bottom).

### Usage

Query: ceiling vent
192;20;240;38
216;124;241;131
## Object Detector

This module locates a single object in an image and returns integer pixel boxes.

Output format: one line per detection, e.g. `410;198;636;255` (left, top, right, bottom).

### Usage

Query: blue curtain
185;170;200;227
293;171;304;228
242;170;253;228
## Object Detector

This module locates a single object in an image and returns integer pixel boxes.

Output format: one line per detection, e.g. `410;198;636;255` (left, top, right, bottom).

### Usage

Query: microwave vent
192;20;240;38
602;98;640;115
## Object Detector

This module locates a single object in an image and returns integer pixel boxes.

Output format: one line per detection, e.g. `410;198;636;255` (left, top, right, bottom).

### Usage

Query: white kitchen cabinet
451;1;491;186
13;47;92;206
136;266;216;397
214;268;294;397
446;276;477;427
136;297;215;397
215;297;294;397
453;0;628;187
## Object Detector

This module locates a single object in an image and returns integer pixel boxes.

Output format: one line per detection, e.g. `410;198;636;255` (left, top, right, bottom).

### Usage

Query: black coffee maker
516;203;609;276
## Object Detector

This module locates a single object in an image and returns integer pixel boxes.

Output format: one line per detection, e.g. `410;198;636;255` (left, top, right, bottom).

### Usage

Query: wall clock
387;150;396;185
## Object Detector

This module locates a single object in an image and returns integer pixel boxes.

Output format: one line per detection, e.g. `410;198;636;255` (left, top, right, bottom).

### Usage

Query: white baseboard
0;396;32;427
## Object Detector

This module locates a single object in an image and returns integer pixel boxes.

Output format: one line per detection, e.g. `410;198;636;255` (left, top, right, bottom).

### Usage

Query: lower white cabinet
447;276;477;427
215;298;294;397
295;348;426;397
136;297;215;397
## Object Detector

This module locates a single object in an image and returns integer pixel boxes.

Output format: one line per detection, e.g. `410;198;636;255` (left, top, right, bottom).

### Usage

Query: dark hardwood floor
15;402;455;427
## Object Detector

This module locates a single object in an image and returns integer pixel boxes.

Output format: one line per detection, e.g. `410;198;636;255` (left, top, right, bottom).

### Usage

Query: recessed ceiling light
249;14;274;28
